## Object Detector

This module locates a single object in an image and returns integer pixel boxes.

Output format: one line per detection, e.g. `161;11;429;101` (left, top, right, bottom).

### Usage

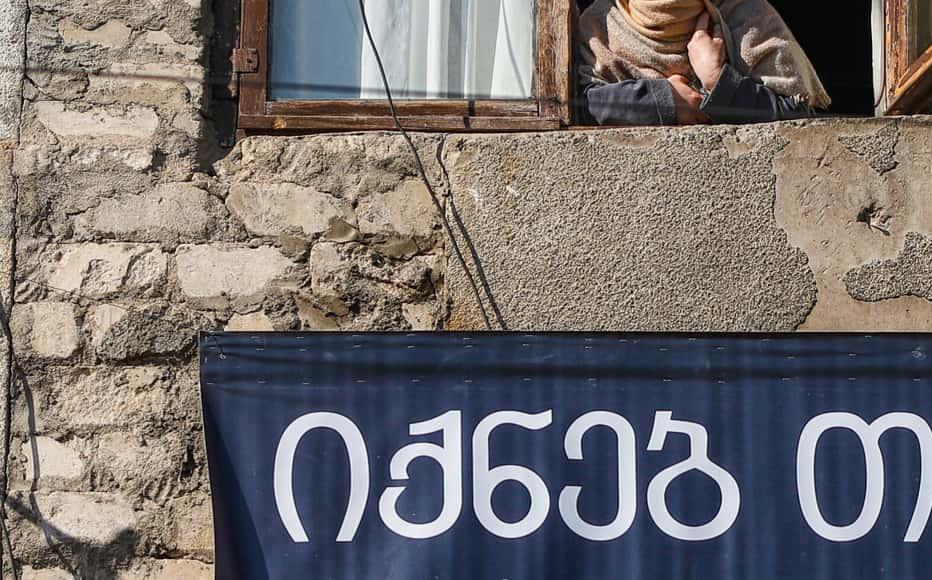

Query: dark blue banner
200;333;932;580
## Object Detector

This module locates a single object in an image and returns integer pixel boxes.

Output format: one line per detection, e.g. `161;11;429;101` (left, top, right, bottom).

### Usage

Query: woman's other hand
688;12;726;91
668;75;709;125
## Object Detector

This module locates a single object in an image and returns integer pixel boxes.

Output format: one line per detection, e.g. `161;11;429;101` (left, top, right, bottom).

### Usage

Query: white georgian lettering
797;412;932;542
472;410;553;539
274;412;370;543
559;411;638;541
646;411;741;541
379;411;463;539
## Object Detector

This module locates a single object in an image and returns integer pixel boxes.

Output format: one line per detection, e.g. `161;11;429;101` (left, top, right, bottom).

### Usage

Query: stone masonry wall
4;3;448;578
0;0;931;579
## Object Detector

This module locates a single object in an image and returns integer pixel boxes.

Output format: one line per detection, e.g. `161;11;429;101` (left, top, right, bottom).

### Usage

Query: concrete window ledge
215;117;932;332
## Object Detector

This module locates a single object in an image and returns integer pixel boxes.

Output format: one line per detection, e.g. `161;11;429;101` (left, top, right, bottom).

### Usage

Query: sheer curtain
359;0;536;99
270;0;535;101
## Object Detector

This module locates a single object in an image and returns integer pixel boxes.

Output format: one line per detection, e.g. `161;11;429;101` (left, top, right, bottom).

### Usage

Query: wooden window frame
236;0;573;134
886;0;932;114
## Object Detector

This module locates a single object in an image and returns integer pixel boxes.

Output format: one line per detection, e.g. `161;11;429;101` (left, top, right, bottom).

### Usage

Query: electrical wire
357;0;506;331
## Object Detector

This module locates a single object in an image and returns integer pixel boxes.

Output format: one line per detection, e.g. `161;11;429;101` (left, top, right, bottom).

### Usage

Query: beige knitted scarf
579;0;832;109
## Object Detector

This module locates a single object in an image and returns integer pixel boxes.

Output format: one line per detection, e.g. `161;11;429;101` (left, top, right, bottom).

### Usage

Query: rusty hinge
231;48;259;74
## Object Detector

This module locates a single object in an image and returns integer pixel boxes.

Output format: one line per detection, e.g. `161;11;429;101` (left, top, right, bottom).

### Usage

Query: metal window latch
231;48;259;74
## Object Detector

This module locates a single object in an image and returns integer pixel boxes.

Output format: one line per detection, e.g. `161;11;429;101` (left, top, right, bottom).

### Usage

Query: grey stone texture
3;0;932;576
844;232;932;302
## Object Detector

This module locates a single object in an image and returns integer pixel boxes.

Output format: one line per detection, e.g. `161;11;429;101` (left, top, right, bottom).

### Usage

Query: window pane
270;0;537;101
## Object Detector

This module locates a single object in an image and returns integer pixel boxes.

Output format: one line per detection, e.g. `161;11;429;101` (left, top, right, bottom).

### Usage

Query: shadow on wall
0;299;138;580
201;0;241;169
5;496;137;580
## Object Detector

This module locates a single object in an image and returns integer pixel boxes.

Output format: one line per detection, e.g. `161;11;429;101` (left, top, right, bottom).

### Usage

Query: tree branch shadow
0;296;138;580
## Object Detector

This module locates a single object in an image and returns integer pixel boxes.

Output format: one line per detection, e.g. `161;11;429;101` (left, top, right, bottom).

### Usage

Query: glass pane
909;0;932;60
270;0;537;101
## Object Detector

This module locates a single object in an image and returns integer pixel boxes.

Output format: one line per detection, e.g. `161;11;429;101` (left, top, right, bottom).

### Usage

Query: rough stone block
74;183;223;243
296;297;340;330
142;30;201;60
310;242;441;319
58;19;131;48
35;366;173;434
118;559;212;580
225;312;275;331
21;436;84;482
357;178;440;256
21;567;72;580
33;102;159;140
90;305;207;362
216;134;444;204
87;63;204;109
35;243;167;299
30;492;135;544
403;302;440;331
170;496;214;557
11;302;80;358
175;245;293;301
94;432;189;500
86;304;128;348
227;182;357;240
70;145;156;171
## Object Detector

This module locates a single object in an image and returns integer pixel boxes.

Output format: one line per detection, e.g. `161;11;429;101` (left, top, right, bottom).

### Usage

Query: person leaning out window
578;0;832;126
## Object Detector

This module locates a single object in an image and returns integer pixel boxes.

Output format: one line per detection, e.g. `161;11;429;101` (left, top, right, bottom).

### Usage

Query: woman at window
578;0;832;125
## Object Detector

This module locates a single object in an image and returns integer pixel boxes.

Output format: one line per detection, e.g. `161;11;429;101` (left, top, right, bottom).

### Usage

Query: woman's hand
668;75;709;125
688;12;726;91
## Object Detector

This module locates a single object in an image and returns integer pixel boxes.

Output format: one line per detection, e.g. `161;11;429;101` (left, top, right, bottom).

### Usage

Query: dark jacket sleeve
699;64;818;124
584;79;678;126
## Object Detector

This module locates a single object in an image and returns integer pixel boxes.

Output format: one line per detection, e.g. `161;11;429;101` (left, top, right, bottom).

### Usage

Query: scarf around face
579;0;832;109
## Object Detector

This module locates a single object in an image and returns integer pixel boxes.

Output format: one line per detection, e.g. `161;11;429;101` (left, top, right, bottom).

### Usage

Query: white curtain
360;0;535;100
870;0;884;114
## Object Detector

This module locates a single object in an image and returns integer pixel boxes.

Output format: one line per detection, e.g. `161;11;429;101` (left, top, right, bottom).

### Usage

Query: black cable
433;139;508;330
357;0;502;331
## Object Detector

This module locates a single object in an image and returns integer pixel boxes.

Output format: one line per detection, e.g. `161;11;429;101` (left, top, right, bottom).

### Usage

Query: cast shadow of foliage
5;495;137;580
0;298;138;580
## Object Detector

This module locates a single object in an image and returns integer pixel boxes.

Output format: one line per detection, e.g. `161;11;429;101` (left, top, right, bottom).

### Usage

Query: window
886;0;932;114
235;0;932;133
771;0;931;116
235;0;573;133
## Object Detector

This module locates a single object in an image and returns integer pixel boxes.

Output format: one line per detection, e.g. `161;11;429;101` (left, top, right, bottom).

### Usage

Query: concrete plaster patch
844;232;932;302
775;119;932;330
443;127;816;331
838;121;899;175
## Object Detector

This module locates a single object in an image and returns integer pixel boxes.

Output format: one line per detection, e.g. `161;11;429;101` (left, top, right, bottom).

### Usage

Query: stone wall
0;0;931;578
